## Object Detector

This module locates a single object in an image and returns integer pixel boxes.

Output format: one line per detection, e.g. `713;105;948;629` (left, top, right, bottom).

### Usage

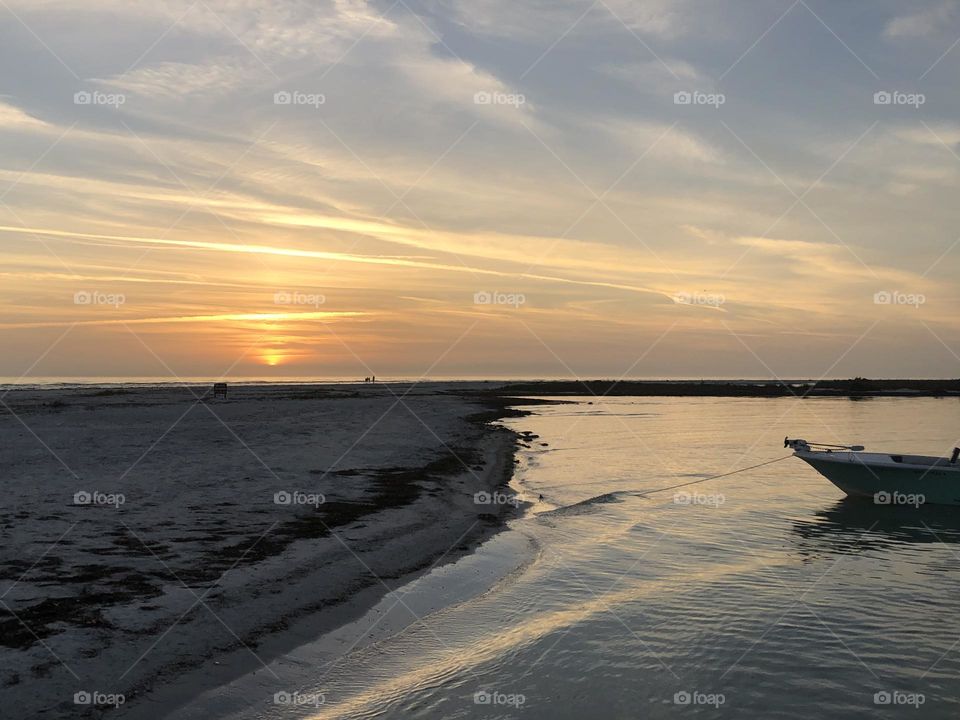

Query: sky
2;0;960;380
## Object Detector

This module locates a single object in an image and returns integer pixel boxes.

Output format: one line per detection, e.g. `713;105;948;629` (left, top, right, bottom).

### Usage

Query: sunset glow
2;1;959;379
6;5;960;718
261;352;286;367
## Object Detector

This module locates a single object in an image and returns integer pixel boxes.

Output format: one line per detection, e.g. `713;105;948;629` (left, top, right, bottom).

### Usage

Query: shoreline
483;378;960;398
124;393;529;719
4;377;957;398
121;409;525;719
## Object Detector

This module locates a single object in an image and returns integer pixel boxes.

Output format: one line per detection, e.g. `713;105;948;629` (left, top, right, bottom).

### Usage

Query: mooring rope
630;454;794;498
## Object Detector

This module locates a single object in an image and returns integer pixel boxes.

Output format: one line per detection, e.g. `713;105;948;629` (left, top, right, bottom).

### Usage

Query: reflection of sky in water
233;397;960;720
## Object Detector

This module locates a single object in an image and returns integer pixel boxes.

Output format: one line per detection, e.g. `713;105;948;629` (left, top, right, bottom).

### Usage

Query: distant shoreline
4;378;960;398
484;378;960;398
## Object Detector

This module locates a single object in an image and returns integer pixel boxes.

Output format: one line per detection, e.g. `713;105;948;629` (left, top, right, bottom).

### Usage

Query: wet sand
0;383;524;719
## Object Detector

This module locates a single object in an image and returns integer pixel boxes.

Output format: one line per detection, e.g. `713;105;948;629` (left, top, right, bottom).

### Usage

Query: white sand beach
0;383;522;719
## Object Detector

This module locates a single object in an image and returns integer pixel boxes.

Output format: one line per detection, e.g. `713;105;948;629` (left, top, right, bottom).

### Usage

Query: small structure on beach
212;382;228;399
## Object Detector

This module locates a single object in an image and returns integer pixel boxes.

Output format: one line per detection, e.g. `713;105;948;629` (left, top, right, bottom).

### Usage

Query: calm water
204;396;960;719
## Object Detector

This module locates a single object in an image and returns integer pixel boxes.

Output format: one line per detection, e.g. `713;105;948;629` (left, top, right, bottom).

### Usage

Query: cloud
0;310;363;330
4;0;960;376
601;119;723;164
0;222;675;299
601;58;702;93
425;0;597;40
732;235;921;285
884;3;957;38
395;54;537;129
0;100;51;130
8;0;390;59
599;0;696;38
101;58;261;100
431;0;697;40
894;123;960;148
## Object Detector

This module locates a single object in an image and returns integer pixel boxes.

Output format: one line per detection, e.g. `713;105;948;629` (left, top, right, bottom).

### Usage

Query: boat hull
798;453;960;506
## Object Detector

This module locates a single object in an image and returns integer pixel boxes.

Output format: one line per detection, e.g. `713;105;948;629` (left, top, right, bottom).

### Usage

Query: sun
262;352;285;367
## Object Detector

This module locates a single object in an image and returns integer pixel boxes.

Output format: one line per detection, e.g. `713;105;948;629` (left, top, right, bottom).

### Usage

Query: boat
785;438;960;506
